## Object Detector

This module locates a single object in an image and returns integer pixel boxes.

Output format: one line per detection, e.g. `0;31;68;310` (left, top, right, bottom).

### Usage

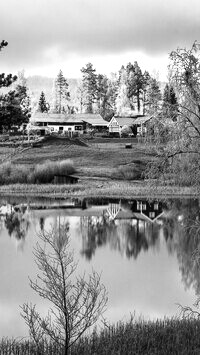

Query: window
142;203;146;210
149;212;155;218
154;203;159;210
59;127;63;131
75;126;82;131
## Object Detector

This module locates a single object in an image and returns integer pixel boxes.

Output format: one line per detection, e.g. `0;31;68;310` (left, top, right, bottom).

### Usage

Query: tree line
0;40;179;132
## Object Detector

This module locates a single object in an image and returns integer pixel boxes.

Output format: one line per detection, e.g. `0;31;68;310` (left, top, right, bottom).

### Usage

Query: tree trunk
137;89;140;113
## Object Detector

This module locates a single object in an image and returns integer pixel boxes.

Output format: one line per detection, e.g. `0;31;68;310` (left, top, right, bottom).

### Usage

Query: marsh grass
1;318;200;354
30;159;75;183
0;159;75;185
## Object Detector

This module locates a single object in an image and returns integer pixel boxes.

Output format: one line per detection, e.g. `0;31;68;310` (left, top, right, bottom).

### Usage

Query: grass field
0;136;154;180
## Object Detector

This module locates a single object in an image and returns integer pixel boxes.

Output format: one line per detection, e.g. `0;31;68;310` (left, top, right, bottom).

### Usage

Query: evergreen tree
38;91;49;113
142;71;151;115
54;70;70;113
96;74;114;119
162;83;178;120
0;90;29;132
126;61;144;113
0;40;17;88
146;78;162;115
81;63;97;113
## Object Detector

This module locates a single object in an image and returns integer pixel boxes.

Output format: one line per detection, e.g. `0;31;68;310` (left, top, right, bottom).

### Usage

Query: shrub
0;159;75;185
30;159;75;184
116;164;143;180
0;162;30;184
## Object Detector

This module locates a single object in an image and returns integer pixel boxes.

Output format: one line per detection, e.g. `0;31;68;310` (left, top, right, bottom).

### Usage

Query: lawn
4;136;154;180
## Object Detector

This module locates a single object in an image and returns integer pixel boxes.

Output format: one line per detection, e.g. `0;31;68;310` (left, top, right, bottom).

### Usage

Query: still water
0;195;199;338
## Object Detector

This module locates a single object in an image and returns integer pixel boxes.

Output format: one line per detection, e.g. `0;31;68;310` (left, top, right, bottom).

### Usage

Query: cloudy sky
1;0;200;80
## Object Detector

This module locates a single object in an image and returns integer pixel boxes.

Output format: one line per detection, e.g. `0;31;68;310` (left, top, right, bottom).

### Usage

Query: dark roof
109;116;136;127
133;116;152;124
77;114;108;126
31;113;108;126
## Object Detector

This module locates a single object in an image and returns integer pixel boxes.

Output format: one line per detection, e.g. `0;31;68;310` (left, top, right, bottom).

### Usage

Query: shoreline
0;180;199;199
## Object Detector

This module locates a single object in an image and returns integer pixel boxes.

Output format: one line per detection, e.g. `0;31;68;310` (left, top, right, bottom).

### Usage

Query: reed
1;318;200;354
0;159;75;185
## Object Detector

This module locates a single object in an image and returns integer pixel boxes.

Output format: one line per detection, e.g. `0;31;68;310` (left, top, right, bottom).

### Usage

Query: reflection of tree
39;217;45;232
164;199;200;295
80;214;109;260
4;210;30;240
80;213;161;260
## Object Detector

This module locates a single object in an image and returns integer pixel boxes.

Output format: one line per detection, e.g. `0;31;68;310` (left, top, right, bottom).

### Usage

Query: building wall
108;117;121;133
48;124;84;134
37;122;84;134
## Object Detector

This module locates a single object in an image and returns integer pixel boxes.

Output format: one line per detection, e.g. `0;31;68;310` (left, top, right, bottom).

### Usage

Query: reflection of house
132;200;163;222
107;203;135;220
31;113;108;135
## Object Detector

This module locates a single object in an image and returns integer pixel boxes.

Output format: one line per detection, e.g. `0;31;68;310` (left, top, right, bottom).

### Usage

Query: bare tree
145;42;200;188
21;224;107;355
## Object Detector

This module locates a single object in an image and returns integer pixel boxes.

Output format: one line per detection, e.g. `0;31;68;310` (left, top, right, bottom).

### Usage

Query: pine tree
142;71;151;115
54;70;70;113
126;61;144;113
162;84;178;120
38;91;49;113
146;78;162;115
81;63;97;113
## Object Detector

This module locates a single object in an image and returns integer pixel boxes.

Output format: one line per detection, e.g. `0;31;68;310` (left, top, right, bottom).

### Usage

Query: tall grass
0;160;75;185
1;318;200;354
31;159;75;184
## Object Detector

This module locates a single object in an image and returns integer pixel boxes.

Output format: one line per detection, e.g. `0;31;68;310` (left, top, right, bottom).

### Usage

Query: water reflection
0;196;200;293
0;195;200;337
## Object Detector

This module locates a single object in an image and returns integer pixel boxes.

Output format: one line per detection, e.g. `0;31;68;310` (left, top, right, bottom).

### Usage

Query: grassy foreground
1;318;200;354
0;136;198;198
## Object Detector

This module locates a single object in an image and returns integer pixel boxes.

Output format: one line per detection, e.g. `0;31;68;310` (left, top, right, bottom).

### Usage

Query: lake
0;195;199;338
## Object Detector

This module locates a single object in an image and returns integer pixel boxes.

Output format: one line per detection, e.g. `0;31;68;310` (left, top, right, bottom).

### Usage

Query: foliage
81;63;97;113
0;40;17;88
21;225;107;355
31;159;75;183
145;77;162;115
0;90;30;132
0;159;75;185
145;42;200;188
120;125;133;137
126;61;144;112
38;91;49;113
162;83;178;120
53;70;70;113
0;46;30;132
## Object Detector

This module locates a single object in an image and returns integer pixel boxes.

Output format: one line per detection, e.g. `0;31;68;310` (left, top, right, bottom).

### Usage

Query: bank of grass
0;159;75;185
0;180;197;199
1;318;200;354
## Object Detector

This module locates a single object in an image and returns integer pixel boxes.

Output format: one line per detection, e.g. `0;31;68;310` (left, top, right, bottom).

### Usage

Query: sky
1;0;200;81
